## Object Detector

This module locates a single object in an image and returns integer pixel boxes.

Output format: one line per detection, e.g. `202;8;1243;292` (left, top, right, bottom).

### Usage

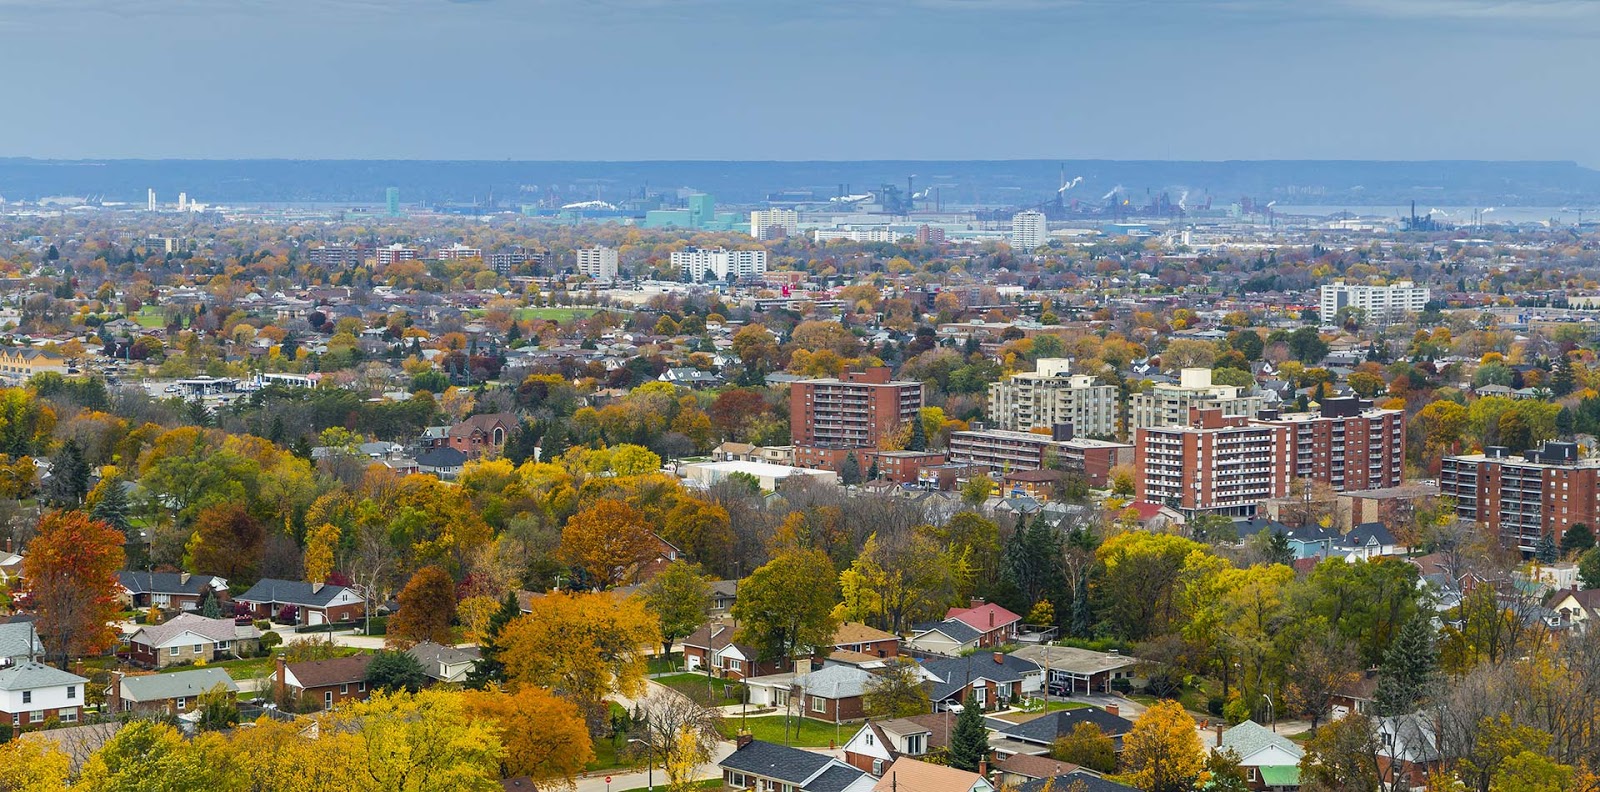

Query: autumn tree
387;565;459;648
464;686;593;788
1285;626;1362;731
630;690;722;792
185;502;265;585
862;657;931;718
499;591;660;728
1299;713;1383;792
24;510;125;668
303;521;340;584
732;547;840;662
1051;721;1117;774
78;720;223;789
1118;700;1206;792
660;499;734;575
466;591;521;688
323;690;505;791
637;560;712;659
0;733;70;791
558;499;659;589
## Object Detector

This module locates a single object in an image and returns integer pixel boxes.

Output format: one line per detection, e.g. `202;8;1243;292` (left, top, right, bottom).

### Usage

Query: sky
1;0;1597;162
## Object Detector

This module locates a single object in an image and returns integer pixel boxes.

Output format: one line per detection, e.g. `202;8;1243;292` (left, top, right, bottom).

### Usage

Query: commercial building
385;187;400;217
375;243;421;265
1011;210;1048;250
671;247;768;283
987;359;1118;436
1135;408;1294;517
644;193;741;231
576;246;620;280
1440;442;1600;553
433;243;482;261
813;228;900;243
750;209;798;240
1259;397;1405;492
1131;368;1263;430
790;368;923;449
1319;280;1430;324
949;428;1132;487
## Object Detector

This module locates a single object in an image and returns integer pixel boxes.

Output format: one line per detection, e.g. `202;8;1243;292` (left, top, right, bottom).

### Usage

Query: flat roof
688;460;818;477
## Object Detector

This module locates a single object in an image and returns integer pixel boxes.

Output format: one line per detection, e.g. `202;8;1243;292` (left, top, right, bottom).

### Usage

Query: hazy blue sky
2;0;1597;161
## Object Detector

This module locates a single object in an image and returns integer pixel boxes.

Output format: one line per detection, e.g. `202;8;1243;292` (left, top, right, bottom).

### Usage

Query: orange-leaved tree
557;500;658;589
387;565;458;648
25;510;126;668
463;686;593;787
499;591;658;728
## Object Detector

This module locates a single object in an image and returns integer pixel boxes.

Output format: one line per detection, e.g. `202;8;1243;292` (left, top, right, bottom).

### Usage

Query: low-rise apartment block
949;427;1132;487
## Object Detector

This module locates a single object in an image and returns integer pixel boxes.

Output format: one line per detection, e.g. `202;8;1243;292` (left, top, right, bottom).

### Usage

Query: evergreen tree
1561;523;1595;558
45;440;90;507
1536;532;1559;564
89;479;132;533
1264;530;1294;566
1553;355;1577;397
1070;572;1093;639
1374;614;1438;716
866;460;879;481
200;589;224;619
1557;407;1576;439
840;453;862;486
466;591;522;688
290;435;313;460
909;414;927;452
948;694;990;771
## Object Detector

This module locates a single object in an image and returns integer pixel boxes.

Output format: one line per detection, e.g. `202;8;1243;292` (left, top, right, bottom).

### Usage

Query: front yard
719;716;849;748
657;673;743;707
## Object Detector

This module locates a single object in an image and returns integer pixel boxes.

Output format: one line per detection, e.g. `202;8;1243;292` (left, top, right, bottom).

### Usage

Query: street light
627;737;655;792
1262;693;1275;733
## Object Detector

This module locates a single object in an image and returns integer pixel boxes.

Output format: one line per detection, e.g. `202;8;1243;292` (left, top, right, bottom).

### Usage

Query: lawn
132;307;168;328
719;716;849;748
996;700;1090;720
647;653;682;675
159;654;277;678
617;780;720;792
657;673;743;707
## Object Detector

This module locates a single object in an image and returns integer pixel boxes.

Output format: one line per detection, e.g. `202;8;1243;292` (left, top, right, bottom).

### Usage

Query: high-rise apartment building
1135;408;1294;517
1440;442;1599;553
916;225;946;245
306;244;369;267
790;368;923;449
434;243;482;261
750;209;799;240
670;248;768;283
1258;397;1405;492
487;247;540;275
385;187;401;217
1318;280;1430;324
1011;210;1048;250
986;359;1118;437
376;243;421;265
1131;369;1263;430
577;246;620;280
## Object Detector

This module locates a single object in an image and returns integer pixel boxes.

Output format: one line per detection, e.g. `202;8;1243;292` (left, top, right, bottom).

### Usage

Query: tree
367;649;429;693
909;415;927;451
660;499;734;575
467;591;522;688
1288;327;1330;364
196;683;239;731
948;695;990;772
88;478;132;533
1561;523;1595;558
840;453;862;486
1206;748;1252;792
630;690;722;792
1374;613;1437;716
1050;721;1117;773
1299;713;1382;792
558;500;659;589
1117;699;1207;792
0;737;69;791
1285;627;1362;731
731;547;840;662
637;560;712;658
387;565;458;648
43;439;90;507
862;657;931;718
1535;532;1559;564
1552;354;1577;397
303;521;340;584
78;720;221;789
322;690;505;791
464;686;593;788
23;510;125;668
186;503;265;586
1581;547;1600;590
499;591;660;728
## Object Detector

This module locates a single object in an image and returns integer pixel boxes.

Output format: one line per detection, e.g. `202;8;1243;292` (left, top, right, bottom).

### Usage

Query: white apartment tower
1131;368;1264;430
1319;280;1430;324
987;358;1119;437
577;246;620;280
147;189;156;212
1011;210;1048;250
750;209;799;240
670;247;768;283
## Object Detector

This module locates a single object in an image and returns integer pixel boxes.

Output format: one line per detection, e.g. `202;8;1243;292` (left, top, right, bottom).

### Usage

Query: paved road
576;679;743;792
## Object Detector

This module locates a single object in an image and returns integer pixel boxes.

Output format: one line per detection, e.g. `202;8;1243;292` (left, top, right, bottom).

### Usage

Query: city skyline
1;0;1598;162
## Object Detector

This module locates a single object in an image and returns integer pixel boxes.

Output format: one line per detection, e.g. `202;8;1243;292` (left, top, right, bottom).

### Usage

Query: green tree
1561;523;1595;558
731;548;840;662
862;657;931;718
88;479;132;533
1373;614;1437;716
1580;547;1600;590
367;649;428;693
1535;532;1559;564
638;560;712;659
840;453;862;486
195;683;239;731
1287;327;1329;364
1205;748;1252;792
948;695;990;772
466;590;521;687
909;415;927;451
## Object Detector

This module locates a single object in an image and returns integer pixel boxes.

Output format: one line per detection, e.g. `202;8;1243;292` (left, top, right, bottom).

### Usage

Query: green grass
1004;699;1090;717
470;307;599;322
132;307;168;328
719;716;849;748
657;673;742;706
648;653;682;675
587;737;641;773
158;654;276;677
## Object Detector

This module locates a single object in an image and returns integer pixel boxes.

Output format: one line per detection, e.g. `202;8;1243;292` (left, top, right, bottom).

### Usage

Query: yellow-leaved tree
303;521;340;584
1117;699;1207;792
499;591;659;728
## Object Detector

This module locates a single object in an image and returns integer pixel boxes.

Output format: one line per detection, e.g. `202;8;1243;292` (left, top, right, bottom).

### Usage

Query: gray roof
119;668;238;703
0;621;41;660
924;653;1039;702
406;641;481;676
808;764;867;792
1016;770;1137;792
129;613;259;647
417;448;469;468
985;708;1134;746
1220;720;1303;760
234;578;353;608
914;618;981;644
117;571;224;596
1009;645;1137;675
721;739;840;785
0;661;88;691
792;665;875;699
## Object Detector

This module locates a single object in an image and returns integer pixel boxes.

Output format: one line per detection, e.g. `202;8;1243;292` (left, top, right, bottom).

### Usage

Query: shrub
259;631;282;653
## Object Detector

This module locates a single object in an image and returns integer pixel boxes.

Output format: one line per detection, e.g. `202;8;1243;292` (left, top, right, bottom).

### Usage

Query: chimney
275;655;287;702
1214;723;1224;747
993;652;1004;665
109;671;123;714
979;759;989;781
736;731;754;749
970;597;984;609
1105;704;1120;717
311;582;324;595
989;610;994;628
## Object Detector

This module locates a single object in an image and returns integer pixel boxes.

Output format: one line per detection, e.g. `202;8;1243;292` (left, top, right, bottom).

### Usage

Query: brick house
109;667;238;717
276;654;372;711
747;665;875;723
827;622;900;660
0;662;87;729
445;412;516;459
682;623;789;680
234;579;365;626
842;715;951;776
124;613;262;669
117;571;229;612
924;652;1040;712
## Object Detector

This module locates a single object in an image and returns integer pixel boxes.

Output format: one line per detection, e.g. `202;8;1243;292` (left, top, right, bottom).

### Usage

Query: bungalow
1008;646;1139;696
924;652;1039;712
746;665;876;723
124;613;262;669
407;641;480;685
444;412;517;459
276;654;373;712
906;602;1021;656
234;579;365;626
682;623;787;681
983;707;1134;758
1282;525;1339;560
871;758;992;792
417;447;469;480
843;716;950;776
993;755;1081;790
1210;720;1304;791
117;571;229;612
109;667;238;717
1339;522;1404;560
829;622;900;660
1014;771;1138;792
721;737;875;792
0;662;88;728
1547;587;1600;629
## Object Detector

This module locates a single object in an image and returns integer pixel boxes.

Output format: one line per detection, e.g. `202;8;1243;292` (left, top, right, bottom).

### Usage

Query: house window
171;646;181;656
341;684;349;694
1247;768;1257;782
194;645;203;654
218;641;229;651
21;691;30;704
66;686;75;700
358;682;366;692
811;697;826;713
325;691;333;708
177;697;187;711
864;733;874;747
906;734;925;754
60;712;77;723
30;711;42;723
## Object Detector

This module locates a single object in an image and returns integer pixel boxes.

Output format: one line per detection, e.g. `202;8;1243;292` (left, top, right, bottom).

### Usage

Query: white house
1213;720;1303;790
0;662;88;727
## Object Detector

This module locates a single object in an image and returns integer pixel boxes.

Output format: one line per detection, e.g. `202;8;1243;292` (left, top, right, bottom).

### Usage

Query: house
417;447;469;480
682;623;788;680
0;662;88;728
0;549;23;586
0;347;67;381
993;755;1081;790
407;641;480;685
1211;720;1304;791
710;580;738;615
923;652;1039;712
1014;770;1138;792
1282;524;1339;560
983;707;1134;758
871;758;993;792
109;667;238;716
829;622;900;659
445;412;516;459
721;736;875;792
124;612;262;669
1340;522;1404;560
1547;587;1600;629
276;654;373;711
1008;646;1139;696
906;601;1023;657
1376;713;1446;790
235;578;365;626
117;571;229;611
746;665;876;722
0;621;41;668
843;716;951;775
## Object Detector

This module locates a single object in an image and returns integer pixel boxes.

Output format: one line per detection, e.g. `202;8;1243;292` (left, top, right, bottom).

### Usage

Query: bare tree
630;689;723;789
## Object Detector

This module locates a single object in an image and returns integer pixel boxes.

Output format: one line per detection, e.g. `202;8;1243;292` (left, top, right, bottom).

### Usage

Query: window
1247;768;1257;782
811;697;826;713
21;691;30;704
30;711;42;723
171;646;180;656
194;644;203;654
177;697;187;711
358;682;366;692
66;686;75;700
325;691;333;708
341;684;349;694
218;641;229;650
873;760;884;776
906;734;925;755
864;733;873;747
60;712;77;723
